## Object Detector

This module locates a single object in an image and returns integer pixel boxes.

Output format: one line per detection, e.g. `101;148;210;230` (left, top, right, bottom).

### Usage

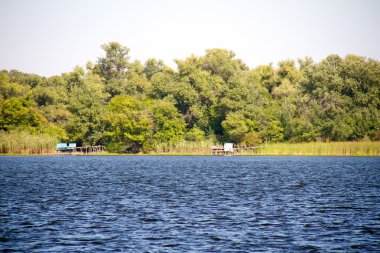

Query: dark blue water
1;156;379;252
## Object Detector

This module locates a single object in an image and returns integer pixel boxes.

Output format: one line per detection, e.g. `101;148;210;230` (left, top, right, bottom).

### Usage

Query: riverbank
103;141;380;156
129;141;377;156
1;141;379;156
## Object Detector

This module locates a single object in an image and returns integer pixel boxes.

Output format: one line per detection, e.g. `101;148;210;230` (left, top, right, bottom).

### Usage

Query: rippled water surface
1;156;380;252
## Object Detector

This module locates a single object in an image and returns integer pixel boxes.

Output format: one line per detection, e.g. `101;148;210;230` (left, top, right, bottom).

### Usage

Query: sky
0;0;379;77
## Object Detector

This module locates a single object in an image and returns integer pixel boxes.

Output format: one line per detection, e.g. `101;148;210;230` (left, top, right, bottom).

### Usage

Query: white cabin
224;143;234;153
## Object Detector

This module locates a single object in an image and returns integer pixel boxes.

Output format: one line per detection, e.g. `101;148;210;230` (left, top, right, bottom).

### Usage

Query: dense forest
1;42;379;153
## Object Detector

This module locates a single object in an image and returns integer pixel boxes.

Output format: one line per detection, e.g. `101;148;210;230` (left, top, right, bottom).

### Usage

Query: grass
0;130;58;155
141;141;380;156
1;131;379;156
251;141;380;156
150;140;218;155
148;140;380;156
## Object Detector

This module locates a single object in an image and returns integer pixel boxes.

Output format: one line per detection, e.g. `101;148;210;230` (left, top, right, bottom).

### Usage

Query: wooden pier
211;144;262;155
75;145;105;154
210;145;227;155
56;143;105;154
234;146;262;153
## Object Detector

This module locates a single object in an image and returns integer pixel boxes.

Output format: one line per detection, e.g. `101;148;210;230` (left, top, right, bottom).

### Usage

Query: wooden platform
210;145;262;155
210;145;228;155
76;145;105;154
56;145;105;154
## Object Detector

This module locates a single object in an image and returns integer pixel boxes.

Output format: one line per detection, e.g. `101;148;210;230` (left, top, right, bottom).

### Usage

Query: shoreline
2;153;379;157
1;141;379;157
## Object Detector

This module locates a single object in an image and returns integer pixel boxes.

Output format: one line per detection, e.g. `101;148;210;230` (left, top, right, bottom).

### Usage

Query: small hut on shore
56;143;77;152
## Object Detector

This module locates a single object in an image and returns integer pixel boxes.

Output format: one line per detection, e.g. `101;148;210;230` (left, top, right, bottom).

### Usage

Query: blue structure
56;143;77;152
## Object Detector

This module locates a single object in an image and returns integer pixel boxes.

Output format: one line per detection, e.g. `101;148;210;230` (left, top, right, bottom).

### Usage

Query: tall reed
0;130;58;155
152;140;219;155
252;141;380;156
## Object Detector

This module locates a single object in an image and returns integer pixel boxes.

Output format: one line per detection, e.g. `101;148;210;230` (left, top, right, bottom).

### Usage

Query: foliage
0;97;46;130
151;99;186;144
94;42;130;81
107;95;153;153
185;127;206;142
66;72;108;145
222;111;251;143
1;42;380;154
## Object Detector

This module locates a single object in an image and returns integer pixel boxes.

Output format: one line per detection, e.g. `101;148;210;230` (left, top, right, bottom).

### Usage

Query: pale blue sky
0;0;379;76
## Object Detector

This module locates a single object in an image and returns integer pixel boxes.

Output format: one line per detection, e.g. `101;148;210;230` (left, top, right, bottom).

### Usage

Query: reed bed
0;131;58;155
150;141;380;156
1;132;378;156
151;140;219;155
253;141;380;156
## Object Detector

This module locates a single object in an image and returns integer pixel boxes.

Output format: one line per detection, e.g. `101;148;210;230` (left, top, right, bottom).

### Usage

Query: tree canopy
1;42;379;153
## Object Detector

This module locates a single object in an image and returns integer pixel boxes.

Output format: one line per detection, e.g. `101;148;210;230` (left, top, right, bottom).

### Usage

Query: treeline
1;42;379;153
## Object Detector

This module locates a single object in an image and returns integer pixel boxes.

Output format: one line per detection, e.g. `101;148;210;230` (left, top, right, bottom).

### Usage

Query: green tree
2;41;380;150
0;72;30;100
221;111;251;143
185;127;206;141
0;97;46;130
150;71;199;115
66;72;108;145
201;49;248;82
151;99;186;144
95;42;130;81
252;64;280;93
62;66;85;92
298;54;380;141
126;60;152;95
107;95;153;153
144;58;165;80
7;70;45;88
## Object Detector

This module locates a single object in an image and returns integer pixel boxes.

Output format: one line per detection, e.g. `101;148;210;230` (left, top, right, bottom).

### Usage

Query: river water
1;156;379;252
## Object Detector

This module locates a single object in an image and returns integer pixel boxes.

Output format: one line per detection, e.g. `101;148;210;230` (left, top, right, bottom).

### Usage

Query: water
1;156;379;252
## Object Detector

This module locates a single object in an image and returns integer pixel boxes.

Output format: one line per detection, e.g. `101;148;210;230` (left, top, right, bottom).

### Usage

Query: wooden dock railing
76;145;105;154
210;145;263;155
